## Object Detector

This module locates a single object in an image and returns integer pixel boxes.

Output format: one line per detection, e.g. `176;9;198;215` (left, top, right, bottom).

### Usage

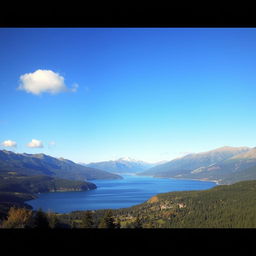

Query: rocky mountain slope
138;146;253;184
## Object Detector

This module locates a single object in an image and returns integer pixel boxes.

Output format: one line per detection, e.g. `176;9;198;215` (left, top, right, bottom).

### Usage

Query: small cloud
27;139;44;148
18;69;77;95
70;83;79;92
1;140;17;147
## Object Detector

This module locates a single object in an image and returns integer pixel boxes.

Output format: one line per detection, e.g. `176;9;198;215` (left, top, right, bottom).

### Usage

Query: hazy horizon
1;28;256;163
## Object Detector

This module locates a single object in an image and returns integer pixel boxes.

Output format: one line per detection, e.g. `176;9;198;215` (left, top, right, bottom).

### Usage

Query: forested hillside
113;180;256;228
1;180;256;228
0;174;96;219
59;180;256;228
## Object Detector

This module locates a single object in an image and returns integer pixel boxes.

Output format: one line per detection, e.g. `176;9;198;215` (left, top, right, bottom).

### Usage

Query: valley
1;145;256;228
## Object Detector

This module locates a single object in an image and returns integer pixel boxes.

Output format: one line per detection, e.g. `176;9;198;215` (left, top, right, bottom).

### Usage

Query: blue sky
0;28;256;163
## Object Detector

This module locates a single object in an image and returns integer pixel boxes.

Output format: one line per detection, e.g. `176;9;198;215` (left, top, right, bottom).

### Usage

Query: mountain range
187;147;256;184
0;150;122;181
1;146;256;185
84;157;155;174
138;146;256;184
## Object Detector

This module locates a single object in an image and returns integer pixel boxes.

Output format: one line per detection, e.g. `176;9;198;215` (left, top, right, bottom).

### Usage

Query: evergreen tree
71;220;77;229
82;211;94;228
133;216;143;228
47;211;61;228
115;218;121;229
145;221;154;228
33;208;50;229
98;210;116;228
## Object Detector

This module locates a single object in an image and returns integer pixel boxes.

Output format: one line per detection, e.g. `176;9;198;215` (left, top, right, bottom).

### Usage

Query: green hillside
0;174;96;194
107;180;256;228
53;180;256;228
0;174;97;219
0;192;35;219
2;179;256;228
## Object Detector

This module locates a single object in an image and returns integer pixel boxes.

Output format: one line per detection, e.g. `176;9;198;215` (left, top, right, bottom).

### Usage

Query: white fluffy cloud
18;69;77;95
1;140;17;147
27;139;44;148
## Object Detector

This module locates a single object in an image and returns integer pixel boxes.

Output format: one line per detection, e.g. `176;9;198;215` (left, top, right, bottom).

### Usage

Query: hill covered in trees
57;180;256;228
114;180;256;228
0;173;97;219
1;180;256;228
0;174;96;194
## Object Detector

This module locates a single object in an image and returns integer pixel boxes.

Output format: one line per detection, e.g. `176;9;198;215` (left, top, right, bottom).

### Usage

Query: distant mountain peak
85;157;155;174
117;157;138;162
33;153;47;158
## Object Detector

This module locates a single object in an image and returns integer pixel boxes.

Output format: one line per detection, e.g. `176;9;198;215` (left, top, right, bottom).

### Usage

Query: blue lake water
26;175;216;213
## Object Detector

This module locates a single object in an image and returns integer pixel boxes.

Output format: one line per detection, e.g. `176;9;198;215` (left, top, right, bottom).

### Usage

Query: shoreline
24;175;219;214
163;177;220;186
172;177;220;185
136;174;220;185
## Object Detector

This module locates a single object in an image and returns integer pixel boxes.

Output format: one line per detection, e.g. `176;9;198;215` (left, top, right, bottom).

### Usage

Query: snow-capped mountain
82;157;156;174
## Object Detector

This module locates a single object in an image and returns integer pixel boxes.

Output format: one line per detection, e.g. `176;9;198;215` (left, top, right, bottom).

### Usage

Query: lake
26;175;216;213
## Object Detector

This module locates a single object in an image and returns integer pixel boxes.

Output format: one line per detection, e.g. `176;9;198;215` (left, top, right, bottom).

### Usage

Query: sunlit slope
139;146;251;182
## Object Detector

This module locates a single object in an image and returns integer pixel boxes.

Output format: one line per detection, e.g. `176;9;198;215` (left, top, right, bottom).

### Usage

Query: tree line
0;207;123;229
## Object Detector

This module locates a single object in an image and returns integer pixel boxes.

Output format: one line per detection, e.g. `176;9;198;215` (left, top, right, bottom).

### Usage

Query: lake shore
137;174;220;185
172;177;220;185
26;175;216;213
